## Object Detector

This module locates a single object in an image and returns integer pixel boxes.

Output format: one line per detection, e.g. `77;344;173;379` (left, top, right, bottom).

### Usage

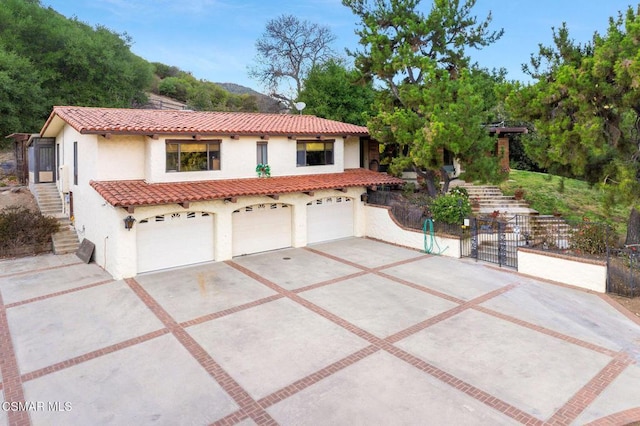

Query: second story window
257;142;268;165
166;141;221;172
296;141;334;166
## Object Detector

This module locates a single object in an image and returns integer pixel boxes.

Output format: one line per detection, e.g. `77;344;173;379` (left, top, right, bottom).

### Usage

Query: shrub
569;220;616;255
0;206;59;255
449;186;469;199
430;193;471;225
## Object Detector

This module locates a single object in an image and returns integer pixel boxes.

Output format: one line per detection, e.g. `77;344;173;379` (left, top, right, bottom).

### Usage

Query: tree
507;6;640;205
297;59;375;125
249;14;337;108
343;0;504;196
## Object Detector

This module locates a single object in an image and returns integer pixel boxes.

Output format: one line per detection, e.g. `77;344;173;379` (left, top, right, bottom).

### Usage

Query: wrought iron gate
461;217;518;268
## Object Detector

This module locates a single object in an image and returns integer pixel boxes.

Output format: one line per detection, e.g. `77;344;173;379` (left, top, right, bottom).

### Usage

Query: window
257;142;268;165
296;140;334;166
166;141;221;172
73;142;78;185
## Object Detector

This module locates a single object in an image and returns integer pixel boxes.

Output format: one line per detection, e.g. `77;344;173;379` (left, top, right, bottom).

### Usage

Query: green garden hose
423;218;448;255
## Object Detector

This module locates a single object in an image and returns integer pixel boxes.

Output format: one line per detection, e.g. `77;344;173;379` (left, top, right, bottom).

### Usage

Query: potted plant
256;163;271;178
514;187;525;200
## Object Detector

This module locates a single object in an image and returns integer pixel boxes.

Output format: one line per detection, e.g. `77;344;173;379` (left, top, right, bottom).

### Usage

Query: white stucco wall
83;187;365;279
96;136;146;180
144;135;346;183
517;248;607;293
364;204;461;258
344;136;361;169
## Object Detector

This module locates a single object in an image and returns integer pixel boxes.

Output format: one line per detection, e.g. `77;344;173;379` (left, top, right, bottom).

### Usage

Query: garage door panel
137;212;214;273
233;204;292;256
307;197;354;244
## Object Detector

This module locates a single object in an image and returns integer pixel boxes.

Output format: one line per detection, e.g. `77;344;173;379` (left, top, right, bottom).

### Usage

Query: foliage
297;59;375;125
569;220;615;255
343;0;505;197
256;163;271;177
249;14;337;107
430;193;471;224
499;169;630;236
449;186;469;199
150;63;259;112
0;206;59;254
0;0;153;137
507;5;640;206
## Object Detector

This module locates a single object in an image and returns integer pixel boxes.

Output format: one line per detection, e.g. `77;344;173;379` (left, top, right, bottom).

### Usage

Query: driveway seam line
125;278;278;426
383;345;545;425
20;328;170;383
226;260;538;424
5;279;115;309
0;261;85;279
473;305;620;357
179;294;284;328
546;352;634;425
0;291;31;426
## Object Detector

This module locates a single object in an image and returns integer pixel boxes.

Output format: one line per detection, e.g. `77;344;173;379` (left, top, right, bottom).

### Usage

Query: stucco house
36;106;403;279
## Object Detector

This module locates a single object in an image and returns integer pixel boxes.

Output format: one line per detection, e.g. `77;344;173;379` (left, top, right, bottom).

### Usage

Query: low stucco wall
518;248;607;293
364;204;460;258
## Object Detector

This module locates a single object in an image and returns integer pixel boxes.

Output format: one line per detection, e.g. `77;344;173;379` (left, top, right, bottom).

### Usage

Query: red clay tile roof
90;169;404;208
42;106;369;137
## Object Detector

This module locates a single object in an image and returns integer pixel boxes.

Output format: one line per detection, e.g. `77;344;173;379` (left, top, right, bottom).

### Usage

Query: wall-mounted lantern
123;215;136;231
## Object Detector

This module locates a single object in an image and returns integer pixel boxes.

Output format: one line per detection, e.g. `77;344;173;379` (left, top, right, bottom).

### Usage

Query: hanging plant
256;163;271;177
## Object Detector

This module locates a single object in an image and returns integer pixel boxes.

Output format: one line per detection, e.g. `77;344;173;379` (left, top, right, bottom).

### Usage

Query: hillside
0;0;277;144
216;83;281;113
499;169;631;236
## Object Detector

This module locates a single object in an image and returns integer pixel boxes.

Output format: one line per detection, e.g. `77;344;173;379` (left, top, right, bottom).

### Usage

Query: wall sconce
123;215;136;231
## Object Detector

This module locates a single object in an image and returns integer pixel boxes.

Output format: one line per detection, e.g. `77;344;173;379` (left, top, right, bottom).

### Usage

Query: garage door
307;196;354;244
232;203;291;256
137;212;214;273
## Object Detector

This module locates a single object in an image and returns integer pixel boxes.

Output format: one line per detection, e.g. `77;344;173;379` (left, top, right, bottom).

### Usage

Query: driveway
1;238;640;425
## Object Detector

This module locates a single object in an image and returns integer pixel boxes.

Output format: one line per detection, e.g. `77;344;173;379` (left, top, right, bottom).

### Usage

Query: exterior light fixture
123;215;136;231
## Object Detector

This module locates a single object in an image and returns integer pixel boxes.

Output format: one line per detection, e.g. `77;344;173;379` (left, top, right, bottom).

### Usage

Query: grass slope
499;170;631;236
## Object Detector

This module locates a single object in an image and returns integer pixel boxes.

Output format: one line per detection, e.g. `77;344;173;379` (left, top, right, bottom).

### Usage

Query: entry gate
461;217;519;268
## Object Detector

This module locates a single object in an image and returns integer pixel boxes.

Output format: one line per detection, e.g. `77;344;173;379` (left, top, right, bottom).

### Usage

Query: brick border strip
5;279;114;309
585;407;640;425
226;260;541;425
21;329;169;383
125;278;277;426
0;292;30;426
474;305;620;357
546;352;634;425
0;261;84;279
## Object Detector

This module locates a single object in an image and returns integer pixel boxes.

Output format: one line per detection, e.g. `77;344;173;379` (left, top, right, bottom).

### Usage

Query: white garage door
137;212;214;273
307;196;354;244
232;203;292;256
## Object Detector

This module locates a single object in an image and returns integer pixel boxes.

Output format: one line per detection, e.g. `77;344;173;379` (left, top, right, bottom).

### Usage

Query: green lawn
498;170;631;236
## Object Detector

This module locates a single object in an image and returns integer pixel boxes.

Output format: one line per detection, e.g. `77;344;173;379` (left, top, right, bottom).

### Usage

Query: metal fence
366;189;464;236
607;248;640;297
460;216;519;268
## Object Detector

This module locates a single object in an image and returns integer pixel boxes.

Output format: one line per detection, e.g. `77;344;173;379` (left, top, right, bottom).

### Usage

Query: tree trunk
413;165;439;197
626;207;640;246
440;166;451;194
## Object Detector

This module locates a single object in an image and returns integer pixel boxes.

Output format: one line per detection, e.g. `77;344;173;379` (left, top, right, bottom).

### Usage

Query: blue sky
43;0;635;92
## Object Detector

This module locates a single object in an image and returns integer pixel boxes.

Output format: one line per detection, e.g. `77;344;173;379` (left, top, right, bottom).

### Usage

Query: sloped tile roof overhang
90;169;404;208
40;106;369;137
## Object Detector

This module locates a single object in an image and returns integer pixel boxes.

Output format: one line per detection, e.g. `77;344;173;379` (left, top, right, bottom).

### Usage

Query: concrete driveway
1;238;640;425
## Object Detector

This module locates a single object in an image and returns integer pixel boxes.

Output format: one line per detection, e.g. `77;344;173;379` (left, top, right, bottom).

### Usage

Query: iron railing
607;247;640;298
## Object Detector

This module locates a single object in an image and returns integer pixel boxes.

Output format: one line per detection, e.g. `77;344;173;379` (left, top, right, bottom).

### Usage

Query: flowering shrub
569;220;615;255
